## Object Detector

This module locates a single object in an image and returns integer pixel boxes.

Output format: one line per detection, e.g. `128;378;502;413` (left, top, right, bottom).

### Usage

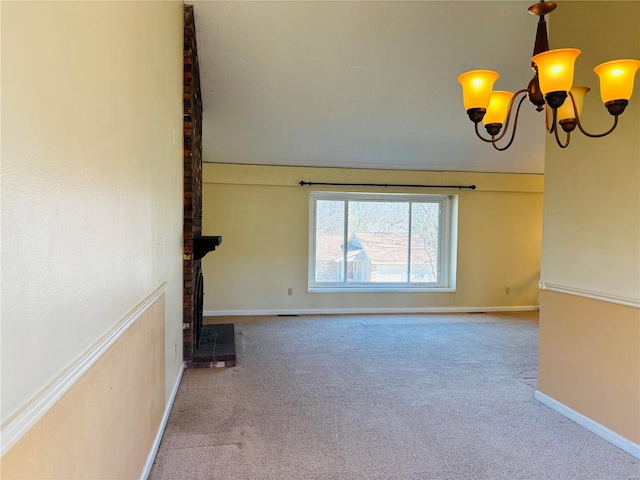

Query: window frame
308;191;457;293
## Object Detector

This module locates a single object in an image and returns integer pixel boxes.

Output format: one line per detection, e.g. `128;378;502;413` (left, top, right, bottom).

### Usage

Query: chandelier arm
576;114;618;138
545;104;555;134
490;94;528;152
489;89;530;143
473;89;530;145
474;122;496;143
569;92;620;138
553;114;570;148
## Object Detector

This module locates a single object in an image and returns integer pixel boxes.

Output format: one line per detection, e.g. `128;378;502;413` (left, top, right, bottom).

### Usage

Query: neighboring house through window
309;192;457;292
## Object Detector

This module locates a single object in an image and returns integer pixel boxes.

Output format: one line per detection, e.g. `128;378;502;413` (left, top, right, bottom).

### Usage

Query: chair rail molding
539;281;640;309
0;284;167;456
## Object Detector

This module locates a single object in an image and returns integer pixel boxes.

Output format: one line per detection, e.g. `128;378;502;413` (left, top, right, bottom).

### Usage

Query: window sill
307;287;457;293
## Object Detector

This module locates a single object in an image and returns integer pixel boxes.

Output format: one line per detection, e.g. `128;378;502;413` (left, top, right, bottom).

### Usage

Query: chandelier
457;1;640;150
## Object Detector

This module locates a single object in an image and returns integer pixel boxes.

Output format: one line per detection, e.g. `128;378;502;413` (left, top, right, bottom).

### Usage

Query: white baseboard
535;390;640;459
204;305;539;317
539;281;640;309
0;284;166;456
140;362;186;480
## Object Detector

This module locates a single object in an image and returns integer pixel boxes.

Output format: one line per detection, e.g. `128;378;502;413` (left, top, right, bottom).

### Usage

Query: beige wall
202;164;543;313
1;1;183;476
1;294;166;479
539;290;639;443
539;1;640;444
541;1;640;299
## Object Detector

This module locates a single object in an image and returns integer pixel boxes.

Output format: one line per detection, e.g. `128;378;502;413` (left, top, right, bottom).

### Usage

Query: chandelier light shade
457;70;499;110
531;48;581;95
484;91;514;126
458;1;640;150
557;85;589;122
594;59;640;103
556;85;590;132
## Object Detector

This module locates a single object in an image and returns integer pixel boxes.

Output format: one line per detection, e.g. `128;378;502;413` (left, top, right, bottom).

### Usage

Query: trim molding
204;305;539;317
140;362;185;480
0;284;167;456
535;391;640;459
539;281;640;309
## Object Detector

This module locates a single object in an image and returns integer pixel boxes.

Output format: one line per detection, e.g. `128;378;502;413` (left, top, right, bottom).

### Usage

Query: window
309;192;457;292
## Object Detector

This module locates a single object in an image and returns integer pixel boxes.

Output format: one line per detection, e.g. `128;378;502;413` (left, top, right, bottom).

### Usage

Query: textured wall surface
540;1;640;301
1;1;184;474
201;164;544;313
539;290;640;444
538;1;640;445
1;294;166;478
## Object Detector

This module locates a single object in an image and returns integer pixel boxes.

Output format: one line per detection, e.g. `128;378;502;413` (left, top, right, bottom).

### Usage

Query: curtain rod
299;181;476;190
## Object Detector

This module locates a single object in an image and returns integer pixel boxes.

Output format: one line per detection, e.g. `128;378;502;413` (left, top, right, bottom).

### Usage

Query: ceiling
190;0;547;174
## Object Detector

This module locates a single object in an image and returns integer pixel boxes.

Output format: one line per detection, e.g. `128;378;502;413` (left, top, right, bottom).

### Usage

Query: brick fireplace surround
182;4;203;365
183;6;233;368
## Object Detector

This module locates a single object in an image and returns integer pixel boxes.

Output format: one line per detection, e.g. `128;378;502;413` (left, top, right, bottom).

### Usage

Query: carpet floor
149;312;639;480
